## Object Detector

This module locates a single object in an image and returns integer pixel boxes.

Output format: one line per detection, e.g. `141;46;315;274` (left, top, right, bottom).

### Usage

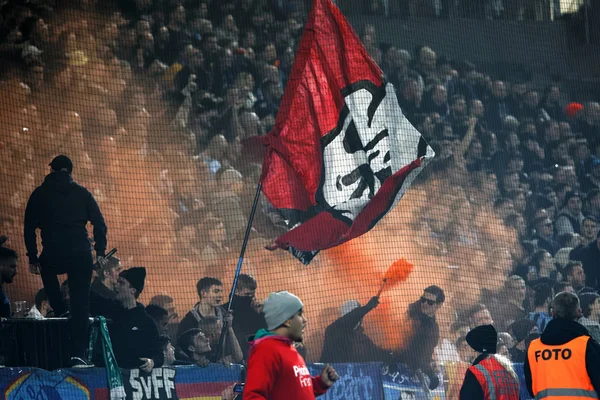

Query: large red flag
260;0;435;264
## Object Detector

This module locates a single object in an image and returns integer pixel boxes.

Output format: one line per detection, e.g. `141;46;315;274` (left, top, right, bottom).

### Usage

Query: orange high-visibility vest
527;336;599;399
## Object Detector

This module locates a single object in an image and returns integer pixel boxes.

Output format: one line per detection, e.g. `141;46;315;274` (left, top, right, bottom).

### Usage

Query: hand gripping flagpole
216;181;263;361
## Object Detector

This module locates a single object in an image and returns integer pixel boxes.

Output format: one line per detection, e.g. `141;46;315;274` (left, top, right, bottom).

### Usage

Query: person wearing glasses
395;285;445;391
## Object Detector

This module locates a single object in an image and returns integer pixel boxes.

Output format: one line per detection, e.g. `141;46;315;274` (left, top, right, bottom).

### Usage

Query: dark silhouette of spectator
467;303;495;327
581;216;599;245
582;159;600;194
421;84;449;118
91;267;164;371
571;234;600;290
24;155;107;368
223;273;267;359
518;90;544;122
579;293;600;342
506;81;527;119
485;80;510;132
527;283;553;333
160;335;176;366
0;247;18;318
61;280;70;309
490;275;527;331
150;294;180;345
34;288;51;317
90;256;121;301
146;304;169;336
563;261;587;293
578;102;600;151
320;296;393;364
397;77;422;124
532;217;559;255
555;191;584;235
395;286;445;390
540;85;563;122
508;318;537;362
178;277;224;339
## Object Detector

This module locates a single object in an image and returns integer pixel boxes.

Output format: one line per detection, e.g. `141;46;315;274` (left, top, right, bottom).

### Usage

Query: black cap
119;267;146;295
466;324;497;354
49;155;73;173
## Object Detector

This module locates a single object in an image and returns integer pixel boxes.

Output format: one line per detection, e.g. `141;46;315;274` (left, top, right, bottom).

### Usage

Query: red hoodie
244;333;329;399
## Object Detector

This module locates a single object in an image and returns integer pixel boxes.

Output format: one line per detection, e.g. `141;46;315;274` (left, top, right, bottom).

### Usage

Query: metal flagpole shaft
216;182;262;361
226;181;263;312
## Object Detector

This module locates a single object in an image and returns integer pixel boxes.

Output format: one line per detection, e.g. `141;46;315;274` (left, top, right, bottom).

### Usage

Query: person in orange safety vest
459;324;520;400
525;291;600;399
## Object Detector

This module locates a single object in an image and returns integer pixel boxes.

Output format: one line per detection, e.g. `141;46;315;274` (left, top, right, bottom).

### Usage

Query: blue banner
513;363;533;400
308;363;385;399
0;365;243;400
381;363;445;400
0;362;531;399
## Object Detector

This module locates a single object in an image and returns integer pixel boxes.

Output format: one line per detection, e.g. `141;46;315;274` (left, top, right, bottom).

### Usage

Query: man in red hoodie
244;291;339;399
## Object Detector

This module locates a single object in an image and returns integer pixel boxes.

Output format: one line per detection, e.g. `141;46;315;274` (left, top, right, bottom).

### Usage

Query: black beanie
466;324;497;354
120;267;146;295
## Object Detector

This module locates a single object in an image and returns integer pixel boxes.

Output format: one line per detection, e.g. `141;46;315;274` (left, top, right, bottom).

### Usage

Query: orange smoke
0;6;520;365
382;259;414;289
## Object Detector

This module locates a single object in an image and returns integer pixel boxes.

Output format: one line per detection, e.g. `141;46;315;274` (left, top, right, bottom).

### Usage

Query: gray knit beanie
263;291;304;330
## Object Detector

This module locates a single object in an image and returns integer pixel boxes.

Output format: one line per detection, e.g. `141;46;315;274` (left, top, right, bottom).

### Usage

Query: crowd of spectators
336;0;564;20
0;0;600;391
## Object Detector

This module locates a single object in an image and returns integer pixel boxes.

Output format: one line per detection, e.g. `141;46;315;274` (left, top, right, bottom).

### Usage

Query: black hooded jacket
24;171;107;262
91;295;164;369
320;302;394;364
524;319;600;397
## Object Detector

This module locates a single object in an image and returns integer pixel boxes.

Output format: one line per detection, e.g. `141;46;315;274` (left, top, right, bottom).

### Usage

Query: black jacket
0;286;10;318
570;241;600;290
24;172;107;262
395;301;440;389
320;303;393;364
90;278;117;300
91;295;164;369
524;318;600;397
223;295;266;359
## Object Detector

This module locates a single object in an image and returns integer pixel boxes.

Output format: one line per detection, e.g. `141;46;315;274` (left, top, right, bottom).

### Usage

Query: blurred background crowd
0;0;600;388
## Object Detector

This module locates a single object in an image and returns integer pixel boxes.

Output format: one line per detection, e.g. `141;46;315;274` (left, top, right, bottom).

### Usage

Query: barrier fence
0;363;532;400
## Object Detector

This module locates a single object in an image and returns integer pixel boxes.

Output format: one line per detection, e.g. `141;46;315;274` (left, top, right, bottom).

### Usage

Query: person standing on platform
244;291;339;399
525;291;600;399
459;324;520;400
24;155;108;367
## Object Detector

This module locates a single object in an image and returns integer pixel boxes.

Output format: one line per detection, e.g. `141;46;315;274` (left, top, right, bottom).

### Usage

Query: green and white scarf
89;316;126;400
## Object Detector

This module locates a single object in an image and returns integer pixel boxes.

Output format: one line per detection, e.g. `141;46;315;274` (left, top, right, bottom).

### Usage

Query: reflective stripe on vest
536;388;598;399
469;357;520;400
474;364;497;400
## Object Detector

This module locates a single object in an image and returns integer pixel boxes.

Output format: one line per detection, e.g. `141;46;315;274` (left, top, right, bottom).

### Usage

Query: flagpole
216;181;263;360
